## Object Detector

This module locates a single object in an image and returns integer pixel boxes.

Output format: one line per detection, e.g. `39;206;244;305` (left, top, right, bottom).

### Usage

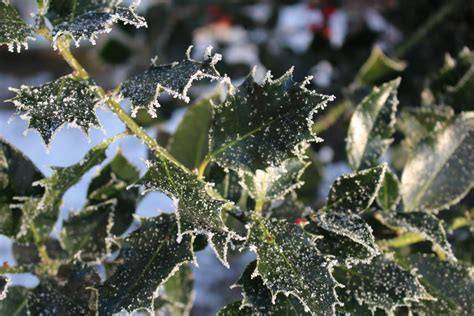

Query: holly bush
0;1;473;315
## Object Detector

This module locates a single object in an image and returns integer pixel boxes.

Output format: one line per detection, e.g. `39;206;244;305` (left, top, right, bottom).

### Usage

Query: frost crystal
9;75;102;146
120;50;222;117
0;2;35;52
209;68;334;173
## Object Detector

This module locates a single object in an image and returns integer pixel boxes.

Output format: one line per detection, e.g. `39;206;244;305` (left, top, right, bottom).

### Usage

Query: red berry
294;218;308;225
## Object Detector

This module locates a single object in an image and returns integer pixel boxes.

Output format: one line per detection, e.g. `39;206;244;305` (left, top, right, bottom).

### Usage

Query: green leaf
209;69;334;173
218;301;253;316
400;254;473;315
246;217;341;315
380;212;455;261
324;164;387;214
120;52;221;117
335;255;432;314
96;214;194;314
429;47;474;111
16;135;120;243
401;112;474;212
376;167;401;211
159;265;194;316
0;138;43;237
0;275;9;300
47;0;146;47
232;260;310;315
28;261;100;316
240;158;309;203
355;46;406;85
346;78;400;170
168;91;217;170
397;105;455;149
9;75;102;145
137;158;243;266
0;286;28;316
306;212;379;265
0;2;34;52
61;151;139;261
267;194;306;222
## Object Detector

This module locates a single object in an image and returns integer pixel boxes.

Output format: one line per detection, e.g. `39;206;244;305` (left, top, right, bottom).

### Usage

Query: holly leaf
0;138;43;238
9;75;102;145
209;69;334;173
168;91;217;170
0;2;34;52
232;260;310;315
120;51;222;117
346;78;400;170
376;167;401;211
306;212;379;265
218;301;253;315
401;112;474;212
0;275;9;300
240;158;309;203
61;151;139;261
15;135;120;243
95;214;194;314
47;0;146;47
246;217;341;315
400;254;473;315
324;164;387;214
381;212;456;261
28;261;100;316
397;105;455;149
335;255;432;314
429;47;474;111
137;158;243;266
0;286;28;315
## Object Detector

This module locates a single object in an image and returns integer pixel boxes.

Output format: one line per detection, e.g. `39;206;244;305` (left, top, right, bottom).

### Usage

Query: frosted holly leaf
346;78;400;170
232;260;310;315
0;138;43;238
306;212;379;265
0;286;28;315
240;158;309;203
401;254;473;315
47;0;146;47
0;275;8;300
16;135;120;243
9;75;102;146
61;151;139;261
429;47;474;111
381;212;456;261
168;90;219;170
397;105;455;149
335;255;432;314
96;214;194;314
120;50;222;117
268;194;306;222
246;217;341;315
137;158;243;266
28;262;100;315
209;69;334;173
0;2;34;52
401;112;474;212
218;301;253;315
154;265;194;316
376;167;401;212
324;164;387;214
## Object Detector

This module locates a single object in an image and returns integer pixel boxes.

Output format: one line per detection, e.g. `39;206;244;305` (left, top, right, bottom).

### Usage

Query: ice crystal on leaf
380;212;456;261
47;0;147;47
209;69;334;173
0;2;35;52
9;75;102;146
240;158;309;203
401;112;474;212
95;214;194;314
137;158;243;267
346;78;400;170
335;255;432;315
306;212;379;265
324;164;387;214
246;217;341;315
120;49;222;117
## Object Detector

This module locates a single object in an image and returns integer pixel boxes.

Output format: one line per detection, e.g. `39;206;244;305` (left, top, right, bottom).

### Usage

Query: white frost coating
0;275;10;300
